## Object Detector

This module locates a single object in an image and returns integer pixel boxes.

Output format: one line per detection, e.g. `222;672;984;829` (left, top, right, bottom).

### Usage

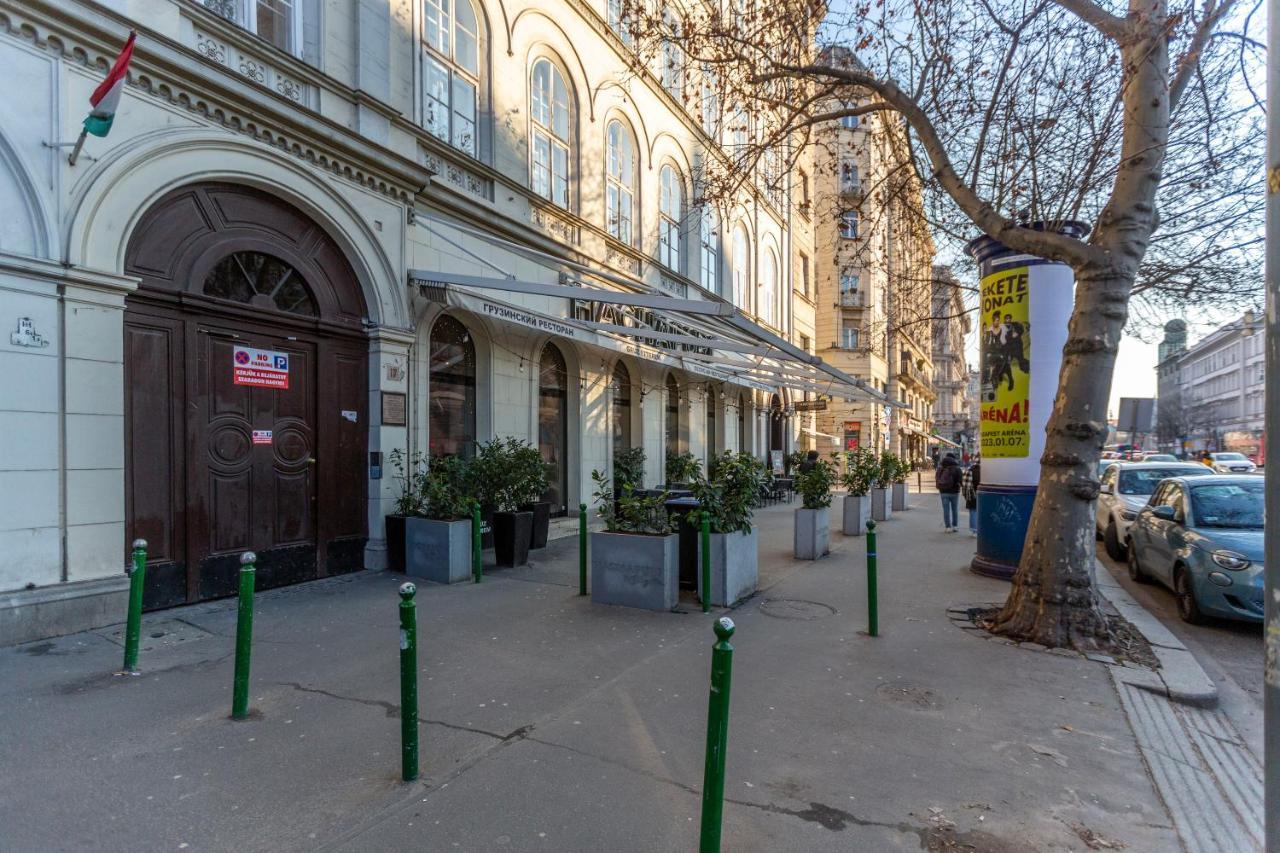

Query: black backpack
936;464;959;492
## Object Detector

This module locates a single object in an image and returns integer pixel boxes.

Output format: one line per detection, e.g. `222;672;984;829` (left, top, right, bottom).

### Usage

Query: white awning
411;216;897;405
931;434;963;449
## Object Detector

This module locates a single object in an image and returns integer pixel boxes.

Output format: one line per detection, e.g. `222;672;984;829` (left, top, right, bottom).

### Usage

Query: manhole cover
874;682;942;710
759;599;836;620
95;618;213;649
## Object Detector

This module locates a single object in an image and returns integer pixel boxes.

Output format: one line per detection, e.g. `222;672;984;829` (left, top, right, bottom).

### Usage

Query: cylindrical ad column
966;222;1089;579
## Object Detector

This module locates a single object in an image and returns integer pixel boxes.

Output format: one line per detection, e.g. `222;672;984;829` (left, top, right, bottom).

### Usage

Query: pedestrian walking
798;449;819;474
935;453;962;532
962;458;980;537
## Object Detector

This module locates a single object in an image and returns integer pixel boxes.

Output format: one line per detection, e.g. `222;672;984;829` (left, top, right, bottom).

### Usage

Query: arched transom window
203;252;317;316
422;0;480;156
658;165;683;271
531;58;572;210
606;120;636;244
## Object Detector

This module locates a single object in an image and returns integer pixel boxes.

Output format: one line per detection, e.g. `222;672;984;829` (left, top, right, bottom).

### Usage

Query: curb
1094;560;1218;708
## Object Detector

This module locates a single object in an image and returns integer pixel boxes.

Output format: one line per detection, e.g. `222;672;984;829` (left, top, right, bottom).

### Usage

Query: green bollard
120;538;147;674
398;582;419;782
700;511;712;613
231;552;257;720
472;502;483;584
865;519;878;637
578;503;588;596
699;616;736;853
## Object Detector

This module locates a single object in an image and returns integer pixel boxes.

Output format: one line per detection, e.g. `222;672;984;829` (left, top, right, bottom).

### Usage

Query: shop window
428;315;477;458
665;375;681;458
539;343;569;513
612;361;632;458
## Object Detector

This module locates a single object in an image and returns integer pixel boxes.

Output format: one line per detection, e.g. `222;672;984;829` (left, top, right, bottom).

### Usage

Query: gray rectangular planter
794;507;830;560
697;528;758;607
842;494;870;536
870;488;891;521
405;517;473;584
590;531;679;611
892;482;908;511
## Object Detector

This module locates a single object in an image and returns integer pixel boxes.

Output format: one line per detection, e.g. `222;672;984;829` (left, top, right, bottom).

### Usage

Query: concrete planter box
794;508;830;560
697;529;758;607
405;518;472;584
892;482;908;511
590;531;679;611
842;495;870;535
870;488;892;521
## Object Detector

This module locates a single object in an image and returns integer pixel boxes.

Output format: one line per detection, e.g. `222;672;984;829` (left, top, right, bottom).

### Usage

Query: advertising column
967;223;1088;579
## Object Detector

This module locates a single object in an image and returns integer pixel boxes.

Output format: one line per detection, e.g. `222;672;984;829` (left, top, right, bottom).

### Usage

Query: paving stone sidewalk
1;492;1185;852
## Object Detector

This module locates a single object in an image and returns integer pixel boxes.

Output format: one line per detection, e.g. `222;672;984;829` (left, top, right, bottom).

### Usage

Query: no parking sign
232;346;290;389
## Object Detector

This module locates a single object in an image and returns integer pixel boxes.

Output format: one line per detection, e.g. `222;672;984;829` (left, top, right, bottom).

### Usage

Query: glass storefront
428;314;477;457
539;343;568;514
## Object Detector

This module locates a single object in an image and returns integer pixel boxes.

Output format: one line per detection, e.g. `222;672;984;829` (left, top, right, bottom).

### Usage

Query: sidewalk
2;492;1181;852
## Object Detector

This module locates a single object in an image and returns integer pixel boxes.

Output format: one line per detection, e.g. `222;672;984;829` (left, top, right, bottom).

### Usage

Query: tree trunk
991;266;1132;649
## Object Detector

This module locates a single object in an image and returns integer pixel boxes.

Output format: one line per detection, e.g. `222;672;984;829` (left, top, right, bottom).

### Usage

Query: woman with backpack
962;458;980;537
935;453;962;532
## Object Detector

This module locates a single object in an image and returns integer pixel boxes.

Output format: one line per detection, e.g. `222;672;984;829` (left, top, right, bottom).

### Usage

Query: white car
1096;461;1215;560
1207;452;1257;474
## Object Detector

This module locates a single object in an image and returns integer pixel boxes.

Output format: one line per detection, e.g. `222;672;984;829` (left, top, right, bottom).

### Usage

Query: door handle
308;458;317;464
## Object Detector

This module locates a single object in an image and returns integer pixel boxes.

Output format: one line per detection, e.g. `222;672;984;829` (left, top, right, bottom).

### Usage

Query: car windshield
1117;468;1210;495
1143;455;1175;462
1213;453;1248;462
1190;482;1264;528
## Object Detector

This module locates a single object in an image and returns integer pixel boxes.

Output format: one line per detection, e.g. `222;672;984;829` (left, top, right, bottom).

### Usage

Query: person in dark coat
935;453;962;532
798;449;819;474
962;458;981;537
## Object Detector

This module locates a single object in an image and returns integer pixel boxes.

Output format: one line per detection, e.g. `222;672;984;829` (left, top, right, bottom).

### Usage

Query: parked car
1127;475;1265;624
1140;453;1178;462
1206;452;1258;474
1097;459;1117;479
1095;462;1213;560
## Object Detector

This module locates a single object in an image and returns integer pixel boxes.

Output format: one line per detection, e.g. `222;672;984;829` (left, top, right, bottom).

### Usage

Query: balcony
837;291;864;308
897;360;935;394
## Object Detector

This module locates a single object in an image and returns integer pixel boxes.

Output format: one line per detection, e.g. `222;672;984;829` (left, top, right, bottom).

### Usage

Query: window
539;343;569;513
840;103;859;129
700;207;719;292
705;385;718;461
728;106;748;154
428;315;477;458
422;0;480;156
798;169;810;211
203;0;300;55
659;165;683;271
531;58;571;209
660;7;685;101
840;162;860;193
840;320;859;349
839;269;860;305
607;0;632;44
797;252;810;298
665;375;681;458
612;361;632;457
606;120;636;244
840;210;859;239
731;225;750;309
203;252;316;316
758;248;778;327
700;64;720;137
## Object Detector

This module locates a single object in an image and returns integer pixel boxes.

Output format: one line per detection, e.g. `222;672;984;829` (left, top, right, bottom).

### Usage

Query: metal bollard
699;616;736;853
700;511;712;613
472;502;483;584
865;519;879;637
578;503;588;596
231;552;257;720
398;582;419;782
121;539;147;674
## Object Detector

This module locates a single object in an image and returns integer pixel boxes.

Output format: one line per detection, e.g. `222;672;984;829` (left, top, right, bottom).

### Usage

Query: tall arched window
422;0;480;156
660;7;684;100
538;343;569;513
665;375;681;459
606;120;635;244
758;247;778;327
658;165;683;271
731;224;750;309
531;58;571;209
607;0;632;44
699;207;719;292
428;315;477;457
612;361;632;458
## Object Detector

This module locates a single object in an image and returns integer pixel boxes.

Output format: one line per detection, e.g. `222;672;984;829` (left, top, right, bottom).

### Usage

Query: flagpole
66;128;88;167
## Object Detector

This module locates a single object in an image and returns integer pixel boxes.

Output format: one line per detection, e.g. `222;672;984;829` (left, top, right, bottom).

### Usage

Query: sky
1109;335;1158;420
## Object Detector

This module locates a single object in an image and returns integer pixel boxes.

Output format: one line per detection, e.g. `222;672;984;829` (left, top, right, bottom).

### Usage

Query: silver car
1207;452;1257;474
1095;462;1213;560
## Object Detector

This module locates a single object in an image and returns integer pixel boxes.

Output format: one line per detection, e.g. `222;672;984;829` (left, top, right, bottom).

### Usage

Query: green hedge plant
591;470;674;535
795;458;837;509
841;448;880;497
693;451;767;534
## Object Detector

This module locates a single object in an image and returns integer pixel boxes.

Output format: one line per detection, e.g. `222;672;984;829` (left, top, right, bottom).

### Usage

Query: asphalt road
1096;543;1264;758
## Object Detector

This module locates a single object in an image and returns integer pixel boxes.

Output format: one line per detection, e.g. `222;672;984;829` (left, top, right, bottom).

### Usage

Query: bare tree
623;0;1263;648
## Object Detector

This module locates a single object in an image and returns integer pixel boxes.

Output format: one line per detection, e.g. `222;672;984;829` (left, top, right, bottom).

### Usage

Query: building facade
0;0;873;643
1154;314;1265;457
929;265;972;457
811;95;934;463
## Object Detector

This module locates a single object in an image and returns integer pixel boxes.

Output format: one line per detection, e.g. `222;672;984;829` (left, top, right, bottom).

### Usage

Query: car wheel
1173;567;1205;625
1127;543;1149;583
1104;520;1126;561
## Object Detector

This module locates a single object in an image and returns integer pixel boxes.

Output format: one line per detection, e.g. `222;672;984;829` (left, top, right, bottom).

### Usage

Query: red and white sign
252;430;273;445
233;346;290;389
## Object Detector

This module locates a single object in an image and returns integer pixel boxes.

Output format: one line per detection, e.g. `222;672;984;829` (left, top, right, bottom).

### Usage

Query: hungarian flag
84;30;136;138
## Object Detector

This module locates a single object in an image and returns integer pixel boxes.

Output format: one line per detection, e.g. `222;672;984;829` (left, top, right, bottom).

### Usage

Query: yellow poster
979;266;1031;457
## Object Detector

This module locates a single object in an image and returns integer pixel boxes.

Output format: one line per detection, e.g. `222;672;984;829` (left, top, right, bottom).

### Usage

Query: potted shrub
509;439;553;549
474;438;534;567
841;448;878;536
588;470;678;610
890;454;910;511
692;452;765;606
664;450;702;489
385;449;426;572
794;457;836;559
871;451;894;521
405;454;473;583
613;446;647;511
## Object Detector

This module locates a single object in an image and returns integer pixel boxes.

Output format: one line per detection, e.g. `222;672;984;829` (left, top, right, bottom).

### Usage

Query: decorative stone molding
605;246;641;276
193;27;311;107
657;273;688;297
530;205;581;246
422;150;491;201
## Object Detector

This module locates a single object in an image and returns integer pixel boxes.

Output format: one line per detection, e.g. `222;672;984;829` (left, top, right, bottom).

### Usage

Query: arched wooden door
124;183;369;609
